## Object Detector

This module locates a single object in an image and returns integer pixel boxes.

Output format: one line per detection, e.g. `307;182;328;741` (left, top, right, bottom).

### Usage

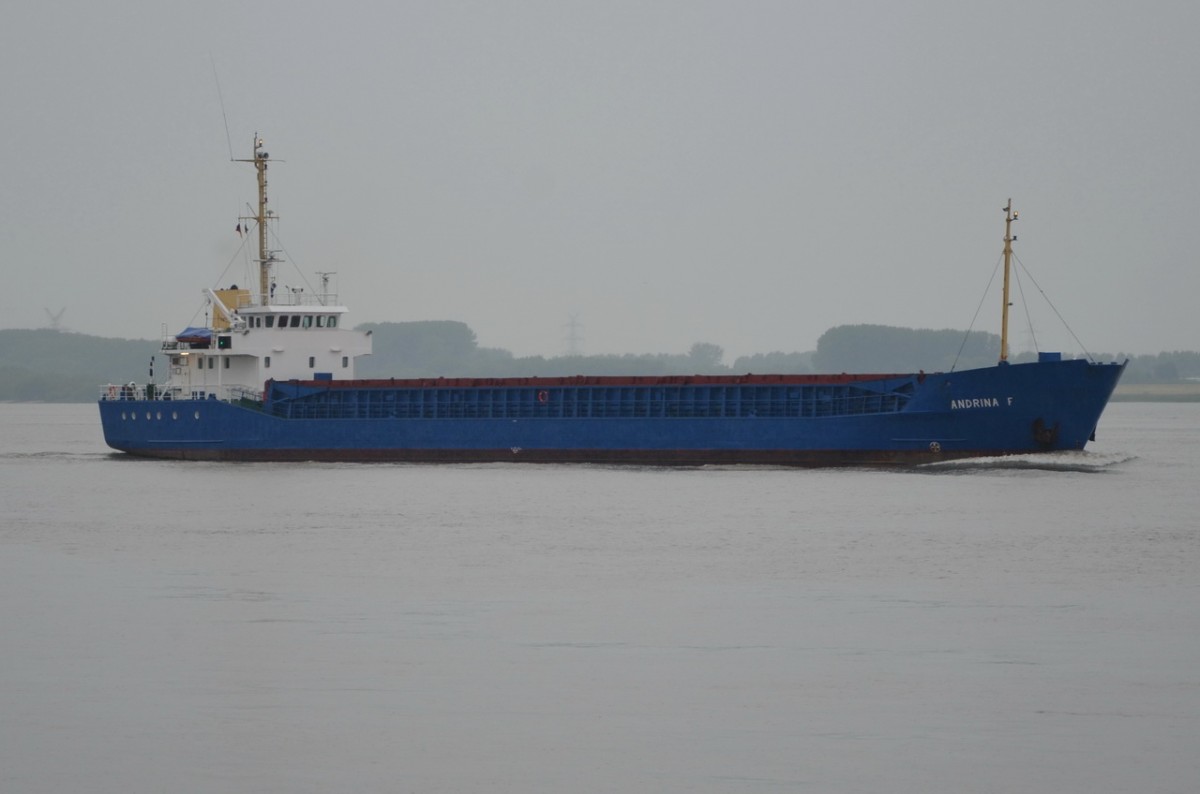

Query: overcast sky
3;1;1197;360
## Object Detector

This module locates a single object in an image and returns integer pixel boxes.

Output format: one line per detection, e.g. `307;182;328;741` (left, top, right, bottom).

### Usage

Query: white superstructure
157;286;372;402
103;134;372;403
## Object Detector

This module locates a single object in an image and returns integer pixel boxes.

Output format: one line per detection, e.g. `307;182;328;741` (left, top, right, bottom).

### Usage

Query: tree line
2;323;1196;402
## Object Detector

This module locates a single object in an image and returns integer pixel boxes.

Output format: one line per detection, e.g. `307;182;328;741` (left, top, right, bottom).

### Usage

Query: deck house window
265;356;271;368
308;356;315;368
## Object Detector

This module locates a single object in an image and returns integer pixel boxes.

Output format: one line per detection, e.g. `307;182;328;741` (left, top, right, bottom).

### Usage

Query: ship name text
950;396;1013;410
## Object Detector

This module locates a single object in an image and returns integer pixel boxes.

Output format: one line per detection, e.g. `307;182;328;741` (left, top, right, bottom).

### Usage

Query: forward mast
1000;199;1017;363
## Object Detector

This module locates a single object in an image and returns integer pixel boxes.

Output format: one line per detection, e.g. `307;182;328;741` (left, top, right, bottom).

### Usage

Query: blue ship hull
98;357;1125;465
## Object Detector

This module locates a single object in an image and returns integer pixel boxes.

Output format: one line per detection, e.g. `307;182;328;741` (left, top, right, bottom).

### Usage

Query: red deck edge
281;372;920;390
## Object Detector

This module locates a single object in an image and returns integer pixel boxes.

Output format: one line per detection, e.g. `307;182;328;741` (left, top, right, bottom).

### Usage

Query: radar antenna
316;271;337;304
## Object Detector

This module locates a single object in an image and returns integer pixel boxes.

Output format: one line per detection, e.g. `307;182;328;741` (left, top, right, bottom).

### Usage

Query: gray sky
3;1;1197;360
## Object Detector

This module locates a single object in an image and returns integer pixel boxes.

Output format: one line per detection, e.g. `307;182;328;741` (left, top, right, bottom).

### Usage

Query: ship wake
918;450;1137;474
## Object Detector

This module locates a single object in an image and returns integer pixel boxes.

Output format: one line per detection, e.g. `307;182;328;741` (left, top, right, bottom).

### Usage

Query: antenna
210;54;234;161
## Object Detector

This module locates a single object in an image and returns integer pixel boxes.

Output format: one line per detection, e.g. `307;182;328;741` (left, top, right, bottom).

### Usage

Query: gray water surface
2;403;1198;792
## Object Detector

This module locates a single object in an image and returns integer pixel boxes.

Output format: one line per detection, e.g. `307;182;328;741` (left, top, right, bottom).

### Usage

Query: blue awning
175;327;213;344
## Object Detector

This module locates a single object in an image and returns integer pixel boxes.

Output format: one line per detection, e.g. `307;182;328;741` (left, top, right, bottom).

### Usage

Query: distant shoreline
1111;383;1200;402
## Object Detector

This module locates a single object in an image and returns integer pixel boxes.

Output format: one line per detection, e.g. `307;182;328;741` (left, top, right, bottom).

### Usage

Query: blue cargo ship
98;136;1125;464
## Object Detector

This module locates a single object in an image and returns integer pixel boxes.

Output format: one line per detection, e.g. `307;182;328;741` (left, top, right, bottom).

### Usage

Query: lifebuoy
537;390;549;403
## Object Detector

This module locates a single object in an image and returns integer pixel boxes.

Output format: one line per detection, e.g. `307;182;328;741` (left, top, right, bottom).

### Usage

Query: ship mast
236;134;277;306
999;199;1018;363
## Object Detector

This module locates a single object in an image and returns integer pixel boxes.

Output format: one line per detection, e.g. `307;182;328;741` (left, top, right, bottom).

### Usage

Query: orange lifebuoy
537;390;548;403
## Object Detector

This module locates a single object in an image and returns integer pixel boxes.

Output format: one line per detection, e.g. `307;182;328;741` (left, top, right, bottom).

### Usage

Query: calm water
2;402;1198;793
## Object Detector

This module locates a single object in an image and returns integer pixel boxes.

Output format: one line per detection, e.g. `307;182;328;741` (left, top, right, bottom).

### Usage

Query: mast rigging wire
210;54;235;162
951;252;1003;372
1012;252;1095;363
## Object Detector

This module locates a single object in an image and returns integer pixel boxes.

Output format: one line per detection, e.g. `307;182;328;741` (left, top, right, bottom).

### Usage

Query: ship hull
98;358;1125;466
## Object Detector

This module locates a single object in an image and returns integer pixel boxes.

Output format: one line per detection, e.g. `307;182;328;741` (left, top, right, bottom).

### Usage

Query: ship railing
100;383;151;401
100;383;263;405
255;289;340;307
160;333;214;351
227;386;265;405
160;339;206;351
100;383;185;402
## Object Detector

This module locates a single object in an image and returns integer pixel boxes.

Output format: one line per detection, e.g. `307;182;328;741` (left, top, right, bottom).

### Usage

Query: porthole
131;412;136;420
156;411;162;420
121;412;127;420
145;412;151;420
172;411;178;420
194;411;201;420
